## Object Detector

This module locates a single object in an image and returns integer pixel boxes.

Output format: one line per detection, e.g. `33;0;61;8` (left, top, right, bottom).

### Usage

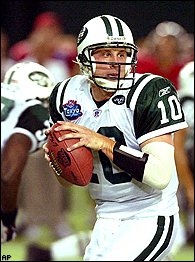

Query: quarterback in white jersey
1;62;55;243
44;15;188;261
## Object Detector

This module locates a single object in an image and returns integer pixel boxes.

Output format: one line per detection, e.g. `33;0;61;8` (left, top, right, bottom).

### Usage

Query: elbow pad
113;142;175;190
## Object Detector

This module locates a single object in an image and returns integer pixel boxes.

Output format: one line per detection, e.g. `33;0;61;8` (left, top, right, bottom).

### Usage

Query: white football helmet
76;15;138;91
3;61;56;100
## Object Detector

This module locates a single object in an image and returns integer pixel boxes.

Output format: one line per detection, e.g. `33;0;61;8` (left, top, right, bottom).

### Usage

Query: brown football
47;123;93;186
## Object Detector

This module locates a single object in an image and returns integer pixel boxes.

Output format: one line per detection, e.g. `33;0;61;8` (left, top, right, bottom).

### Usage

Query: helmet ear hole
78;54;88;65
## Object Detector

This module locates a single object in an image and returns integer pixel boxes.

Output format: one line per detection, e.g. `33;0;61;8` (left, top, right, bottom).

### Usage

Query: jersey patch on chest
62;100;83;120
112;95;125;105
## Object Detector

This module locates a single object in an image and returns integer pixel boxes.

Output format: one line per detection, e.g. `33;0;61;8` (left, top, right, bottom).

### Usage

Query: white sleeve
142;142;175;190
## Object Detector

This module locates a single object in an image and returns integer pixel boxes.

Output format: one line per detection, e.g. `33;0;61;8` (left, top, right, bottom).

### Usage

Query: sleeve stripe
137;122;188;144
49;82;63;123
49;78;72;123
13;127;37;153
126;74;149;107
119;144;144;158
130;74;161;110
59;79;71;113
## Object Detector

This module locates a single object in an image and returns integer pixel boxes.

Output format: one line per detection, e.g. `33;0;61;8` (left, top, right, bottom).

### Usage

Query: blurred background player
135;21;194;260
1;29;15;81
1;62;72;242
163;60;194;260
9;11;79;80
136;21;194;90
4;12;80;240
175;61;194;244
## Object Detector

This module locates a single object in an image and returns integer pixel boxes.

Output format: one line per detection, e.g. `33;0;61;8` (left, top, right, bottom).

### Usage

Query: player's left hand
1;221;17;243
1;209;18;243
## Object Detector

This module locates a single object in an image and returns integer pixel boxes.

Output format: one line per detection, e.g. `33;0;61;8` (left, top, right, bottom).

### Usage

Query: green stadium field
1;186;194;261
1;237;194;261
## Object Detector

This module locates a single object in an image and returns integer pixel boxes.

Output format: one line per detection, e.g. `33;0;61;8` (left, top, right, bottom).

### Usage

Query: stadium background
1;1;194;261
1;1;194;46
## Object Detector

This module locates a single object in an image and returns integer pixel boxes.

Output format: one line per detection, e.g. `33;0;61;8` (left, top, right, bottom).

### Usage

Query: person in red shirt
136;21;192;90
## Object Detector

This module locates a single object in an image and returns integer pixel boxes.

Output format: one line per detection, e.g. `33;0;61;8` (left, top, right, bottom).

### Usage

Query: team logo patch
112;95;125;105
77;26;88;46
159;86;171;97
62;100;83;120
93;109;102;117
29;71;51;87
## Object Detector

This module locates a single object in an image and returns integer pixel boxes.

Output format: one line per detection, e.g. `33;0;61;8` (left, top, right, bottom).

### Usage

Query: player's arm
112;77;187;190
1;133;31;242
1;103;49;243
113;134;175;190
46;122;174;190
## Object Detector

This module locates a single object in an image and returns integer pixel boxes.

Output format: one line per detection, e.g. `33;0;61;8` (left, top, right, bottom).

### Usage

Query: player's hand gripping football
43;121;115;162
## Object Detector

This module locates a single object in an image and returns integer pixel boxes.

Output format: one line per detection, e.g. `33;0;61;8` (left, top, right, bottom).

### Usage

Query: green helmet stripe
101;16;113;36
101;16;125;36
6;71;15;84
115;18;124;36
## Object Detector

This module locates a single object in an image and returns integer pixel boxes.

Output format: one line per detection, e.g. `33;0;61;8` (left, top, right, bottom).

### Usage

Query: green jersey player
43;15;188;261
1;62;55;243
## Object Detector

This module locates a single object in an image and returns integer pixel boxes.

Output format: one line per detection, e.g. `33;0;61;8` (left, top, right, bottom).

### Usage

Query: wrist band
113;142;149;182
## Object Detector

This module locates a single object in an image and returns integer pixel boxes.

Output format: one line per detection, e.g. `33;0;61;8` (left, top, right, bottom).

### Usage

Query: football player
43;15;188;261
162;61;194;260
1;61;55;243
175;61;194;244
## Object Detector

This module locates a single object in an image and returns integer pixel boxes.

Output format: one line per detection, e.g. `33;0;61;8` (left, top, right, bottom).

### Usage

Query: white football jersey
49;73;188;219
1;83;50;153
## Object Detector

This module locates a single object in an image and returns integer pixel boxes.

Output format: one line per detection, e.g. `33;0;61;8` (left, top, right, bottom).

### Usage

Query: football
47;123;93;186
